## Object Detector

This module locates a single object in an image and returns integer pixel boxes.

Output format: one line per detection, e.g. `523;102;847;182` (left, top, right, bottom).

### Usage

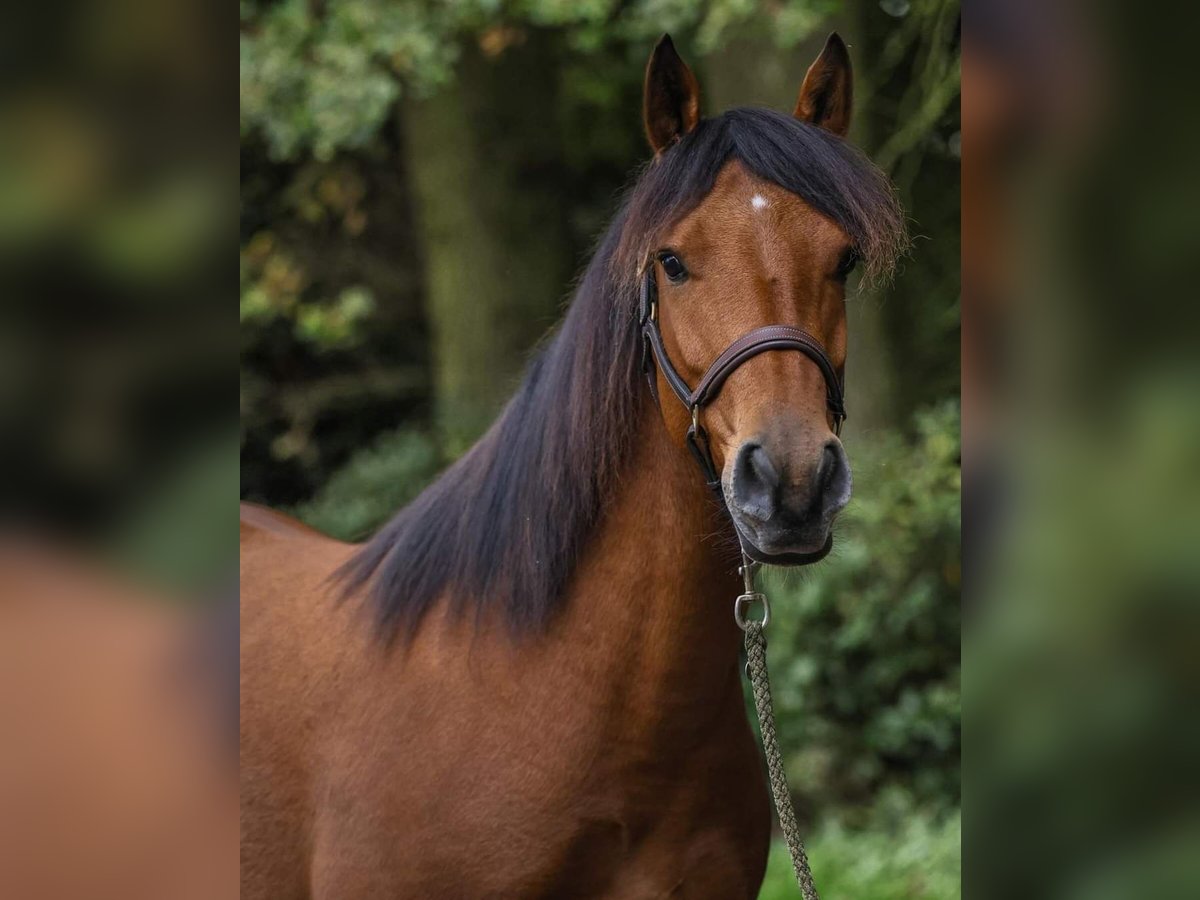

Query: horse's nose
730;438;851;525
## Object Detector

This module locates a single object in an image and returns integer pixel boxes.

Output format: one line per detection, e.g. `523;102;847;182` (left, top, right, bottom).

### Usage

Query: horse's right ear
643;34;701;155
794;32;853;137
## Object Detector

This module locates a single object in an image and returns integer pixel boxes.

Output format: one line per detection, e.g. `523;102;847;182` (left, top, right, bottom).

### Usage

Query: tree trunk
401;35;571;453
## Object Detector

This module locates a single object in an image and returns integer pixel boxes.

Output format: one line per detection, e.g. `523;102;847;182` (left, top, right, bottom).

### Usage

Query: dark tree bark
402;35;573;452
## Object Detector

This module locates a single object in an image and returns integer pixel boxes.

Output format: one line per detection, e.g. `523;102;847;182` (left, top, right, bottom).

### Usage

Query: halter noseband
638;263;847;486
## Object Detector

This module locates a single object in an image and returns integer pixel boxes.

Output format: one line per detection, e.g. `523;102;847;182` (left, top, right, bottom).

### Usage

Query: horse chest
302;587;773;897
309;698;770;899
537;744;773;898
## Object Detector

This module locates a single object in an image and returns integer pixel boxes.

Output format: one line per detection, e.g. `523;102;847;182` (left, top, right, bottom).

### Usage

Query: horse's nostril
748;445;778;489
732;443;780;520
816;440;851;515
818;443;838;489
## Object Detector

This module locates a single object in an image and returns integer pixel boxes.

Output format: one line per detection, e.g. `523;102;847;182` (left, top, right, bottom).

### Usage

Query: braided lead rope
737;555;821;900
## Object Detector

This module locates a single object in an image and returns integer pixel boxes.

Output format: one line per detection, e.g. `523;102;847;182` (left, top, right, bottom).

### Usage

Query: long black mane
339;108;907;640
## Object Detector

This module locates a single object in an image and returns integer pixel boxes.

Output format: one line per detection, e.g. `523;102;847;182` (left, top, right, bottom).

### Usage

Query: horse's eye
659;252;688;283
836;248;859;281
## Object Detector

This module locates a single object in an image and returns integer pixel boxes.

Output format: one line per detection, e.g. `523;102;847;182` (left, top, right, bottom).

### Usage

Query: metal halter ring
734;591;770;631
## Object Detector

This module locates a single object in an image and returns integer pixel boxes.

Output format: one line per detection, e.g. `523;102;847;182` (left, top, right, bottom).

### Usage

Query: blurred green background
239;1;960;896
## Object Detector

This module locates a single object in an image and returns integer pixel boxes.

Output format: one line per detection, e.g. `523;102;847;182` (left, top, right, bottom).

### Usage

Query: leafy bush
293;427;441;541
755;401;961;822
758;811;960;900
240;0;844;163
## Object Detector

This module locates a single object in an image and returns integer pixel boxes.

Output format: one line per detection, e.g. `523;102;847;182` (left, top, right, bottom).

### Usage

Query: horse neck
551;402;747;739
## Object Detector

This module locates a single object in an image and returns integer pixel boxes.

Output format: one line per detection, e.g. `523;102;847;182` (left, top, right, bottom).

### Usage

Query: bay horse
241;33;905;899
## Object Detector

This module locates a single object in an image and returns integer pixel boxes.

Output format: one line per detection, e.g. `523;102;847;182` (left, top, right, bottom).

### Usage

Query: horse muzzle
724;436;851;565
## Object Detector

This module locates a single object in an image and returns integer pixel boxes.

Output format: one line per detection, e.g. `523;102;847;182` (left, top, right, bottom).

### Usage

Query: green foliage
240;0;458;161
758;811;961;900
756;401;961;821
293;427;442;541
240;0;843;162
240;229;377;349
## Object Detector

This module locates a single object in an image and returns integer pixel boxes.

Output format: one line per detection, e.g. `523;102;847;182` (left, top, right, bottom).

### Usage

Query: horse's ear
643;34;701;155
794;32;853;137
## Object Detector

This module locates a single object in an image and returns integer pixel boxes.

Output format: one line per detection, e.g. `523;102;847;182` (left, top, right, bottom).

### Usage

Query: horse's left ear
794;32;853;137
643;34;701;155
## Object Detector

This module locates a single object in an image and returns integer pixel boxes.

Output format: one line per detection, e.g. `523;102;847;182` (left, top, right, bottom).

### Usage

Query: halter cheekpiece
638;261;847;486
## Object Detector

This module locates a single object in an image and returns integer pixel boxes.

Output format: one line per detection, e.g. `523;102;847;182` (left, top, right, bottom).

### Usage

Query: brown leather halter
639;262;847;487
